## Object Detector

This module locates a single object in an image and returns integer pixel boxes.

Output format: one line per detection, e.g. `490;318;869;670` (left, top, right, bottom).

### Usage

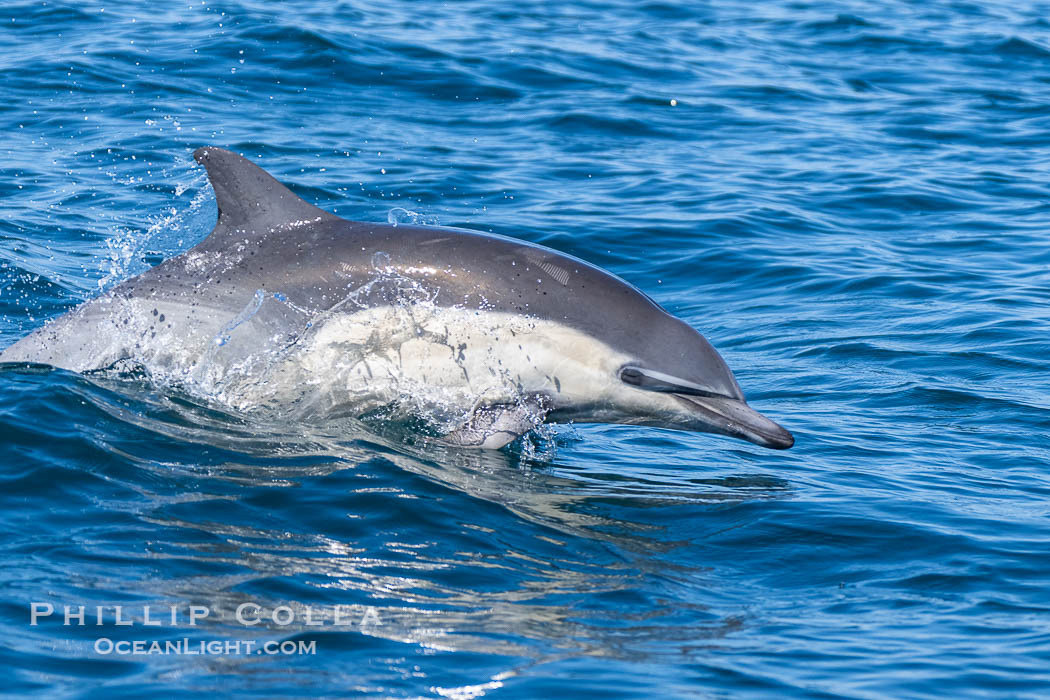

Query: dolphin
1;147;793;450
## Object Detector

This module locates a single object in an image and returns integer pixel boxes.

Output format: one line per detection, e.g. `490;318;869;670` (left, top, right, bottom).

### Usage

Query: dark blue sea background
2;0;1049;697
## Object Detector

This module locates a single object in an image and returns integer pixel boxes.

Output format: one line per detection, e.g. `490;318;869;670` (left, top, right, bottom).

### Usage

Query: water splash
100;168;209;292
123;262;551;450
387;206;439;227
212;288;267;348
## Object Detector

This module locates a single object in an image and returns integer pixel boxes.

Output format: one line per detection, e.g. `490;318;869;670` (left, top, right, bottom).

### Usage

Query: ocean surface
2;0;1049;697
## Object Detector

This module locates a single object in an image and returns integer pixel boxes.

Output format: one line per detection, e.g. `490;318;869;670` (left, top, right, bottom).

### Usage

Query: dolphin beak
673;394;795;449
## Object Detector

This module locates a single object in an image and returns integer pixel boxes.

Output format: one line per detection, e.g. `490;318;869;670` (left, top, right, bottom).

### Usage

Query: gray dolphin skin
1;147;794;450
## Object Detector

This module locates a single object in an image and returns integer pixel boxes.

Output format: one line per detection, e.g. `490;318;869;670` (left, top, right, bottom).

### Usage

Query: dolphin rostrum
1;147;794;450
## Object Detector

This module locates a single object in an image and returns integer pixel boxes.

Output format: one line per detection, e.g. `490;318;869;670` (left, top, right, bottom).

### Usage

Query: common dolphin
1;147;794;450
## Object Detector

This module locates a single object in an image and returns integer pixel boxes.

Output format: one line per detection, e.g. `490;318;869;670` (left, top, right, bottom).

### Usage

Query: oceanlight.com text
94;638;317;656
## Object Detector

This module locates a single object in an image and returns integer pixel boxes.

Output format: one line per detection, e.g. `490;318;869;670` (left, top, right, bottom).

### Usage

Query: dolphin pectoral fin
439;398;549;449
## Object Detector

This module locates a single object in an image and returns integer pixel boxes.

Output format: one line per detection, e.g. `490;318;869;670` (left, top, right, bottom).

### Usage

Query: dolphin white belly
274;305;631;423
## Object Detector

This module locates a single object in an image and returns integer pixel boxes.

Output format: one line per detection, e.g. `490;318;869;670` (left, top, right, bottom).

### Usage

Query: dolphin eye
619;365;728;399
620;367;647;387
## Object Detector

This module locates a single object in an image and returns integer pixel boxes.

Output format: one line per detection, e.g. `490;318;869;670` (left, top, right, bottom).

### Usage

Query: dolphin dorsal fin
193;146;338;241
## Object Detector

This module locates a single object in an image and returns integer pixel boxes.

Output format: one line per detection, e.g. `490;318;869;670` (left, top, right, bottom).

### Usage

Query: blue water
2;0;1050;696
